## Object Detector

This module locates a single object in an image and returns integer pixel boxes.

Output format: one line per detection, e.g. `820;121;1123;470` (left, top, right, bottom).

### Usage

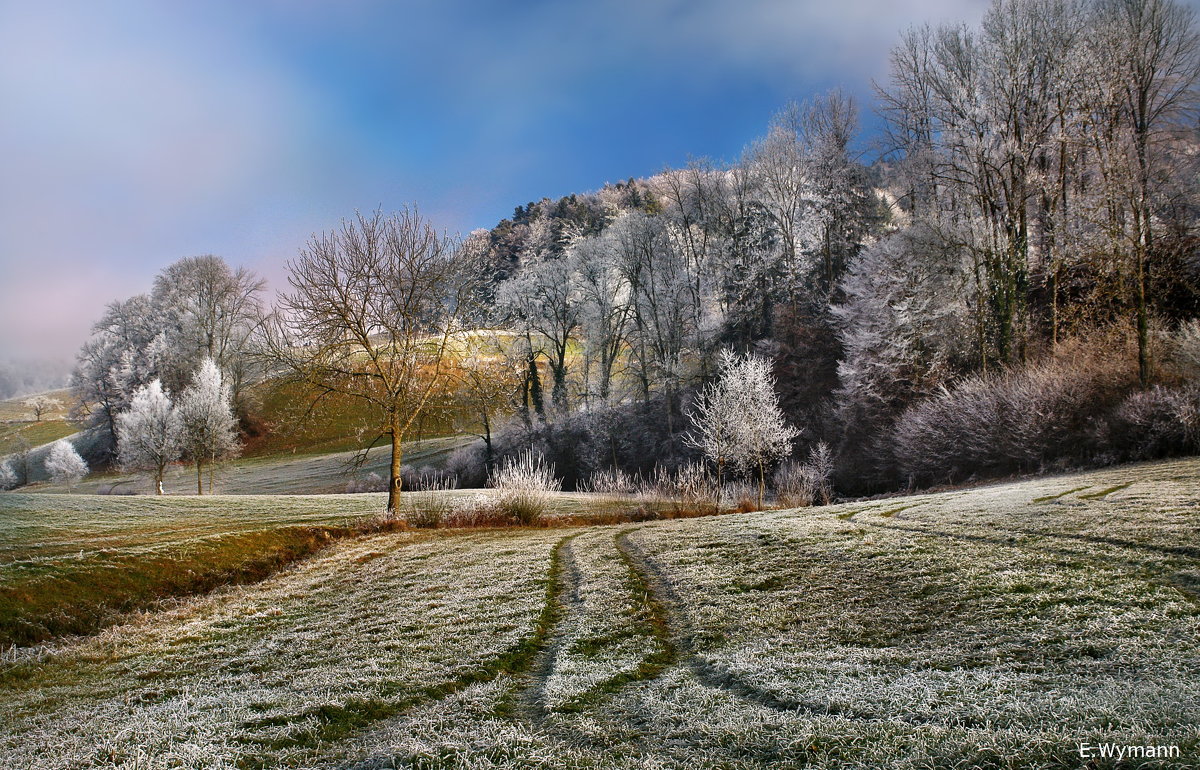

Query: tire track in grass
508;533;583;725
550;528;677;715
255;532;580;770
614;527;876;720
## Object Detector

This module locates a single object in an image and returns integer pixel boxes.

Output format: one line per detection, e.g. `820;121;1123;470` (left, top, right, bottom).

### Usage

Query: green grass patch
0;525;353;647
0;420;76;456
1032;485;1091;503
1077;482;1133;500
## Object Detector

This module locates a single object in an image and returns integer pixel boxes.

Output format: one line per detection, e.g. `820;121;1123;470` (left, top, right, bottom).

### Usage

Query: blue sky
0;0;1002;361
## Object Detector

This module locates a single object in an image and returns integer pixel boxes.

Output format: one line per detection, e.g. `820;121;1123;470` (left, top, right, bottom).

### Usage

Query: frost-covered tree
8;436;32;487
177;358;240;495
45;440;88;489
833;222;972;469
495;256;581;412
688;350;799;507
0;459;16;491
614;212;698;426
571;234;631;405
70;295;168;460
116;380;182;495
24;395;62;422
151;255;266;407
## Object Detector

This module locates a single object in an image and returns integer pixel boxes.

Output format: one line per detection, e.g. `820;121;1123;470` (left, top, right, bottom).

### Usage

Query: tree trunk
757;459;765;511
1137;252;1150;386
197;459;203;495
387;428;404;517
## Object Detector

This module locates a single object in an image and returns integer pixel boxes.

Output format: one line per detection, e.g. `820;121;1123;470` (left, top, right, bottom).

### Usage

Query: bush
401;477;459;529
345;472;387;494
1168;319;1200;379
891;333;1138;486
1109;384;1200;460
579;467;637;494
445;443;488;488
774;441;835;507
720;482;759;512
638;462;720;514
489;448;560;525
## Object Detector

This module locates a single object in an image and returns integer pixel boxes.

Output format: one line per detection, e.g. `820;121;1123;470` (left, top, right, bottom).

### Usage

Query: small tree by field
116;379;182;495
177;358;240;494
24;395;62;422
687;350;799;508
45;440;88;489
449;331;523;474
263;208;478;516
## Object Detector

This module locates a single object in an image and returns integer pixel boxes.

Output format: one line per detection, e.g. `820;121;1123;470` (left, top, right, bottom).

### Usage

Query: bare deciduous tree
23;395;62;422
263;208;475;515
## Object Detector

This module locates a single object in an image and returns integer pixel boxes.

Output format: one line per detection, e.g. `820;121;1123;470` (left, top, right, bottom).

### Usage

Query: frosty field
2;458;1199;768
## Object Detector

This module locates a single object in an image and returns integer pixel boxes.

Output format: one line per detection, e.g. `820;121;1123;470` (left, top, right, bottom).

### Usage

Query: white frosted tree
0;460;16;491
177;358;241;495
495;256;581;412
116;379;182;495
687;349;799;507
45;440;88;489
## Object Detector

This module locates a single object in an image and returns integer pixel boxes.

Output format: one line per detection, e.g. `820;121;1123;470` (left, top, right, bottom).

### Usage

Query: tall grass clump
402;477;459;529
638;462;720;515
579;467;637;494
775;441;835;507
489;448;560;525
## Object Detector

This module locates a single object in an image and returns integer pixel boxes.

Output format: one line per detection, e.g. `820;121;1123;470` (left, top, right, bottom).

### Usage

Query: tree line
38;0;1200;504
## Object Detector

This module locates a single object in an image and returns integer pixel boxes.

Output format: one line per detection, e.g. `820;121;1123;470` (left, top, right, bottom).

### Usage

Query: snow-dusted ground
2;457;1199;768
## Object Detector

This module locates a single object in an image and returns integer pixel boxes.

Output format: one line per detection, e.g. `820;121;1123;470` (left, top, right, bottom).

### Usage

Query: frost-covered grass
617;457;1200;767
4;457;1199;768
540;528;665;712
0;529;564;768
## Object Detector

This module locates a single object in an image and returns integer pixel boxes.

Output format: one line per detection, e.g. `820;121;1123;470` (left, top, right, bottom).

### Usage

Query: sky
0;0;1001;366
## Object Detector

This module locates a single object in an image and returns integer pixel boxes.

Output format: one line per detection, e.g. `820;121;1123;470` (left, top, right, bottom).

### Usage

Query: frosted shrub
489;448;560;525
579;467;637;494
775;443;834;507
1169;319;1200;378
402;477;459;529
774;461;813;506
892;334;1137;485
638;463;717;512
1112;384;1200;459
673;461;720;513
0;460;16;491
445;443;487;488
721;482;758;512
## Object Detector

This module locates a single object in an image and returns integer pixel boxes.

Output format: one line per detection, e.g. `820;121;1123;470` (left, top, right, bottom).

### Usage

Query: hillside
2;456;1197;768
0;388;76;457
